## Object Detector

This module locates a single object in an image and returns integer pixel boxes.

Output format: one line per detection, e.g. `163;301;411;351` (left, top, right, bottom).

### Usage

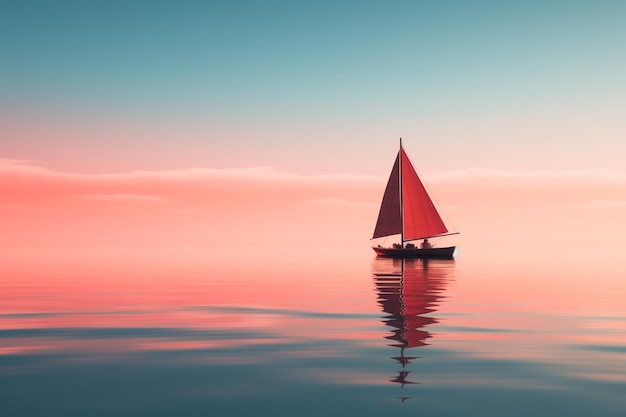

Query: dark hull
372;246;456;259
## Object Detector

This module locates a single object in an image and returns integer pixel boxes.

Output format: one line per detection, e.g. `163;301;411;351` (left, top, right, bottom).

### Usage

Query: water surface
2;243;625;416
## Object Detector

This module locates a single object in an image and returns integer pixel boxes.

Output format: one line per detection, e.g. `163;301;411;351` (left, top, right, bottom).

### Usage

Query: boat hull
372;246;456;259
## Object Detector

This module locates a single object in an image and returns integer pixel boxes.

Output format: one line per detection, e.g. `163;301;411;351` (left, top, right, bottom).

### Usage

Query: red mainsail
372;143;448;241
400;147;448;241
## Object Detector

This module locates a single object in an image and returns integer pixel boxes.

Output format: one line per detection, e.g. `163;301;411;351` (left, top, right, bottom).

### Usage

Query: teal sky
1;0;625;175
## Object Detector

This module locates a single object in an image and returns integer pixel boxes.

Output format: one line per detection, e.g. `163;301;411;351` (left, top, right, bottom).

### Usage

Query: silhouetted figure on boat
421;239;432;249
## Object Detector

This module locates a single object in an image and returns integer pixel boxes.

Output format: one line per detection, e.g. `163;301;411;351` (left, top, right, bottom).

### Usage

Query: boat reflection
373;257;455;398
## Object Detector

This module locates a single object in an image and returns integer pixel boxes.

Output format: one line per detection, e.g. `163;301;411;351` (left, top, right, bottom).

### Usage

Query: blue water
2;245;625;416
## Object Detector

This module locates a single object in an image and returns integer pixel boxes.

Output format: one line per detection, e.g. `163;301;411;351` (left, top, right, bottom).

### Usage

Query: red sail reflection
373;257;454;392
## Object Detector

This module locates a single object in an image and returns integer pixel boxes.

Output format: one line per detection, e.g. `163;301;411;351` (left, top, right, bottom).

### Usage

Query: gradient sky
1;1;626;246
2;0;625;174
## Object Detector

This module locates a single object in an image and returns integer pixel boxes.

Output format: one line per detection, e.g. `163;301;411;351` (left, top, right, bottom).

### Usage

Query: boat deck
372;246;456;259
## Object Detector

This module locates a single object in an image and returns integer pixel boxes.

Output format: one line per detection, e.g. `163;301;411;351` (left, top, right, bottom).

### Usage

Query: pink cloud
430;167;626;186
76;194;169;202
309;198;378;208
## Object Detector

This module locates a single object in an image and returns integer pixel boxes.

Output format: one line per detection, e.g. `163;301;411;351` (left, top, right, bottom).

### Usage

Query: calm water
2;243;625;416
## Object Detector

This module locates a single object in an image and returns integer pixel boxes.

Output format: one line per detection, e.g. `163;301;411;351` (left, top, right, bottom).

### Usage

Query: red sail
400;148;448;240
372;153;402;239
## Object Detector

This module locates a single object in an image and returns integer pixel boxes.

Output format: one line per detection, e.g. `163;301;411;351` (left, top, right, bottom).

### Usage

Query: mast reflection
373;257;454;398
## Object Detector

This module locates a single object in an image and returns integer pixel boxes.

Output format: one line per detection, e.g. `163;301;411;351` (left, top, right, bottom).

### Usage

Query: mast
399;138;404;246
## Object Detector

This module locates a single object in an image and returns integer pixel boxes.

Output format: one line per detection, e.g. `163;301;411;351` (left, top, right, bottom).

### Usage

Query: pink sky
2;158;625;246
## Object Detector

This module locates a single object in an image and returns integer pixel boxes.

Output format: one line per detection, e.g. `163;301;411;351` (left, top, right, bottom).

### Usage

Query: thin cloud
0;158;53;175
0;159;383;186
77;194;168;202
4;159;625;214
7;159;624;189
430;168;626;185
560;200;626;210
310;198;378;209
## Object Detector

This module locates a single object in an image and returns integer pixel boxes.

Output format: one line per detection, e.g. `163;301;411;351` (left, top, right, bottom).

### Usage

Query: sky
1;1;625;246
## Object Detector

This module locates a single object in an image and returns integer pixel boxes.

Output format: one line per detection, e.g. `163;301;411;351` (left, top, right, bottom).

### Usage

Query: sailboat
372;139;458;258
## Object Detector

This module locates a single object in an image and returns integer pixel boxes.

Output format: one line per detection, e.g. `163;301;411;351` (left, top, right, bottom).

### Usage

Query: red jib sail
372;144;448;241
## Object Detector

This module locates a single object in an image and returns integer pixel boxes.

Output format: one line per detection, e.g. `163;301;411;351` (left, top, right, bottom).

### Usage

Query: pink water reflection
430;244;626;386
2;242;626;388
1;245;377;360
